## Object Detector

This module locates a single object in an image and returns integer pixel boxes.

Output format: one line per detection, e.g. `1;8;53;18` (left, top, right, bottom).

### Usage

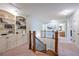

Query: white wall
30;17;44;38
31;18;42;31
66;15;73;41
71;9;79;47
67;9;79;47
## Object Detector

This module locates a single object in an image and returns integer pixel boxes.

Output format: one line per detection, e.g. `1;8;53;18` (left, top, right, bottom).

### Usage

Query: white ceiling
1;3;79;23
12;3;79;22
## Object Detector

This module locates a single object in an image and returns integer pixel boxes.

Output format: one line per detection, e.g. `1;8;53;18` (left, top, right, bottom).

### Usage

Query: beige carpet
0;42;48;56
0;38;79;56
58;38;79;56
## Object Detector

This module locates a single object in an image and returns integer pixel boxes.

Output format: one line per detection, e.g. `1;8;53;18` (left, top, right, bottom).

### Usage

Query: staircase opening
29;31;58;56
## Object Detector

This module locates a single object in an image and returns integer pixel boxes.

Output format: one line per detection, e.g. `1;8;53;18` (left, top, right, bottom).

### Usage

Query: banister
55;31;58;56
29;31;46;53
33;31;36;52
35;36;46;52
29;31;31;49
35;37;45;45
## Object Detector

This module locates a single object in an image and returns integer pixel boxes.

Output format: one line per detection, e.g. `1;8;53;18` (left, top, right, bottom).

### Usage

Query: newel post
29;31;31;49
55;31;58;55
33;31;36;52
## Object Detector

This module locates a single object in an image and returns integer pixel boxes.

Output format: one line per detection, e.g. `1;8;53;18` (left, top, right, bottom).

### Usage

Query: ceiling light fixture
50;20;57;23
59;9;74;15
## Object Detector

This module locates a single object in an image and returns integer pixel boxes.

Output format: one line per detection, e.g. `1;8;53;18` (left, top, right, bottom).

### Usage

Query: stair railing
29;31;46;52
29;31;58;56
35;36;46;52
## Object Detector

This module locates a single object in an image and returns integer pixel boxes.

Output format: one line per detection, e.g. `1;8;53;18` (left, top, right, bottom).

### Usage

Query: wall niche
16;16;26;35
0;10;15;36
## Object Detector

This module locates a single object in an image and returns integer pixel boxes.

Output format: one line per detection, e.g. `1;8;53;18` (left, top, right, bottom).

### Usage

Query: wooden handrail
55;31;58;56
35;37;45;45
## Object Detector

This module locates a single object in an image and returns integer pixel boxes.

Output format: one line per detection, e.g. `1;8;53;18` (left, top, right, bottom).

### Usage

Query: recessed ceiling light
8;8;18;16
59;9;74;15
50;20;57;23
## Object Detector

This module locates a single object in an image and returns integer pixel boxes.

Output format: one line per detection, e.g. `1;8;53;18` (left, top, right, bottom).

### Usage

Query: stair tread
36;50;58;56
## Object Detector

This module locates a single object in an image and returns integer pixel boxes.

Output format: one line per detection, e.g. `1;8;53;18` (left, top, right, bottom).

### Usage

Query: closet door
7;35;16;50
0;37;7;53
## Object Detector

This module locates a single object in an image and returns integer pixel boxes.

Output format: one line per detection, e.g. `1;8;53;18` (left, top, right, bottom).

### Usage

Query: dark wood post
44;44;46;53
33;31;36;52
29;31;31;49
44;30;46;38
41;30;42;38
55;31;58;55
